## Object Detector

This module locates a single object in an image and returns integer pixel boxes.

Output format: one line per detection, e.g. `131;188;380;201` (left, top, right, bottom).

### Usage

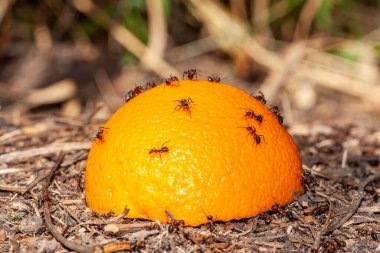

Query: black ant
148;141;170;160
253;91;267;105
183;69;200;80
164;76;179;86
242;108;263;124
165;209;185;227
270;106;284;125
96;127;109;143
239;126;265;145
174;98;195;116
200;207;215;230
208;74;221;83
145;81;156;89
124;85;144;102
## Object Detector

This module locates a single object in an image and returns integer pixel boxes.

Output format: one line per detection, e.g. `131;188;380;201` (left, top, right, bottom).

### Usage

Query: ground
0;113;379;252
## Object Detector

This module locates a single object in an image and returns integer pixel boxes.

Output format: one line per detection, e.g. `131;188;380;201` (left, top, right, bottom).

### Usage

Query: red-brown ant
165;209;185;227
239;126;265;145
312;204;329;216
124;85;144;102
322;238;346;253
164;76;179;86
208;74;221;83
183;69;200;80
174;98;195;116
96;127;109;143
145;81;156;89
148;141;170;160
270;106;284;125
242;108;263;124
76;171;83;191
253;91;267;105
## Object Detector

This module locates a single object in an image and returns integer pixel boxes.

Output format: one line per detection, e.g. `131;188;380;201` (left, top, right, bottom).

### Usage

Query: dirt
0;114;379;253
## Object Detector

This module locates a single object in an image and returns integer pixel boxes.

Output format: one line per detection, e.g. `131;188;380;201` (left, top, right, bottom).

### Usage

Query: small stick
106;206;130;223
0;172;48;194
42;153;94;253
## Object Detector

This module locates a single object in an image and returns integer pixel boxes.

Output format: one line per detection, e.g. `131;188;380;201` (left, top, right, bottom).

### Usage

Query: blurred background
0;0;379;129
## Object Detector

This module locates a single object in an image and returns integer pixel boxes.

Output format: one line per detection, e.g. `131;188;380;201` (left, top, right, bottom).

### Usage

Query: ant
96;127;109;143
183;69;200;80
148;141;170;160
165;209;185;228
312;204;329;216
322;238;346;253
174;98;195;116
242;108;263;124
269;204;297;221
270;106;284;125
208;74;221;83
253;91;267;105
124;85;144;102
164;76;179;86
145;81;156;89
200;207;215;230
76;171;83;191
239;126;265;145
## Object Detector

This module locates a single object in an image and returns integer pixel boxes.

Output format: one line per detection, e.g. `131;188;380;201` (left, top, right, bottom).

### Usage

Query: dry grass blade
0;142;92;163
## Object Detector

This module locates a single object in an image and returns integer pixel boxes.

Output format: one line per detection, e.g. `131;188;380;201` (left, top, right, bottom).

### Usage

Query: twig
293;0;323;41
42;153;94;253
144;0;168;61
0;171;48;194
106;205;130;223
102;242;131;253
69;0;179;77
0;142;91;163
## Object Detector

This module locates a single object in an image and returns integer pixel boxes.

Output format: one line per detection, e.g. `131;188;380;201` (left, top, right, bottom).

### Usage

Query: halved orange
85;80;303;226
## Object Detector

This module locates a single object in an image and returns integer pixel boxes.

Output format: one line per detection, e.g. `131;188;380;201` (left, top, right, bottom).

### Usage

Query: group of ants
96;69;283;151
91;69;315;229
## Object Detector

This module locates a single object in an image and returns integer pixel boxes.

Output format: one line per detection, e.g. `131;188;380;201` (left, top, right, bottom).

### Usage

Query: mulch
0;115;379;252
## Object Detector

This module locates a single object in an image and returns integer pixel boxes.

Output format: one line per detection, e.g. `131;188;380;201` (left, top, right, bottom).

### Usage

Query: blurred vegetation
1;0;379;64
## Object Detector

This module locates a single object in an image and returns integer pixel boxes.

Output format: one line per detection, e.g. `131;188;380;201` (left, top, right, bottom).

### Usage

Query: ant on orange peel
147;141;170;161
85;76;303;226
208;74;221;83
183;69;200;80
242;108;263;124
239;126;266;145
124;85;144;102
164;76;179;86
174;98;195;117
95;127;109;143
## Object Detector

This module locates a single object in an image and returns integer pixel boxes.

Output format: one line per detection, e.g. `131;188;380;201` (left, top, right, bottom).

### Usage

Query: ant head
162;147;169;152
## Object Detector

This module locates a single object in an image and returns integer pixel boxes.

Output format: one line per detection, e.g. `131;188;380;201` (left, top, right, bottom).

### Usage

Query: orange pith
85;80;303;226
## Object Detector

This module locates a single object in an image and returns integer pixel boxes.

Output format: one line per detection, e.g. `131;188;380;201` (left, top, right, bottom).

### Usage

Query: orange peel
85;79;303;226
